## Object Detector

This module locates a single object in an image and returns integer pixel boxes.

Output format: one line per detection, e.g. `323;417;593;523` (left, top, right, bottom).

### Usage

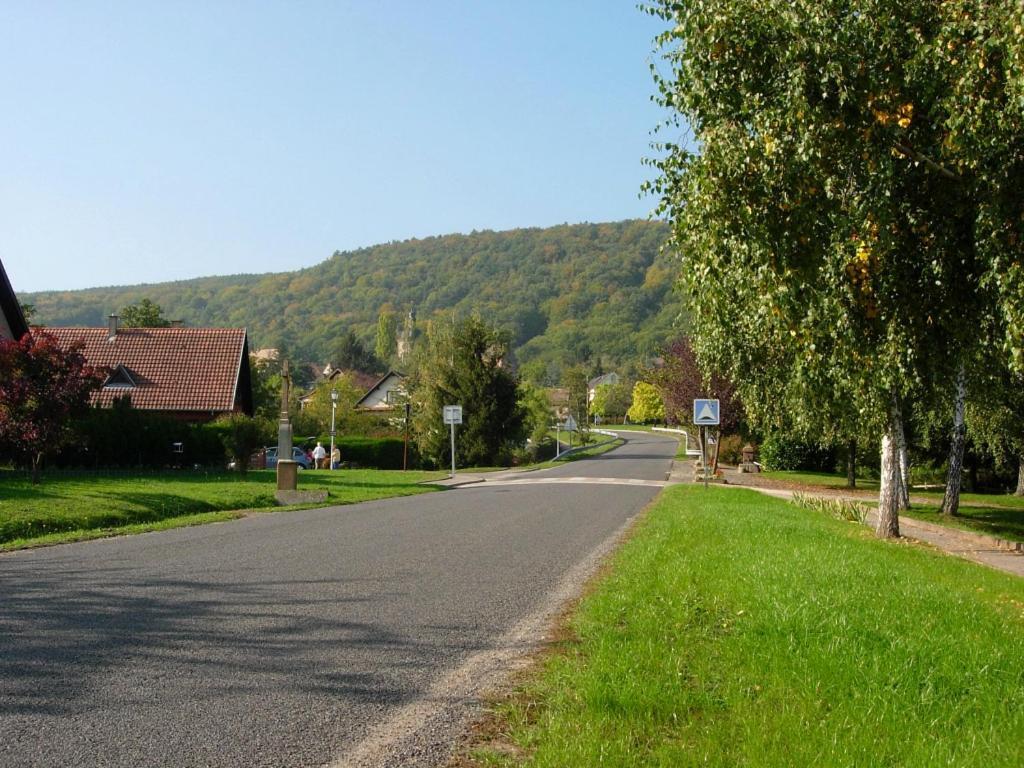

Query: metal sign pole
450;421;456;478
702;426;708;490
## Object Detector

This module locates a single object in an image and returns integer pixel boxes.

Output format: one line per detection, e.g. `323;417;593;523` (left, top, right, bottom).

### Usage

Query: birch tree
646;0;1022;537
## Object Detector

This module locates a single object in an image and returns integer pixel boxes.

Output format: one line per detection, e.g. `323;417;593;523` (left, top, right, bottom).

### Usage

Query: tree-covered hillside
23;220;681;379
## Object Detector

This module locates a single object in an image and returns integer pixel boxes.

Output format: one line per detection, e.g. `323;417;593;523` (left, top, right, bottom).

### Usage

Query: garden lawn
761;469;881;491
0;468;445;550
902;502;1024;543
476;485;1024;768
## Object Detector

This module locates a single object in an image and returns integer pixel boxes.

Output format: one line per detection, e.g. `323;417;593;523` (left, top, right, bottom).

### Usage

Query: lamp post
329;389;338;470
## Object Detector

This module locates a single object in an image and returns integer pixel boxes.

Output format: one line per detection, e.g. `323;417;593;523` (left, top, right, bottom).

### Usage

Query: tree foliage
651;337;743;434
627;381;665;424
217;413;269;474
120;298;171;328
408;316;525;467
331;330;380;374
591;382;632;421
25;221;677;378
375;311;398;363
646;0;1023;535
0;331;105;482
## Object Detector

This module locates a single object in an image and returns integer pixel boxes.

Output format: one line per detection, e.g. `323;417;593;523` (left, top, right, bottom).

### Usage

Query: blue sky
1;2;674;292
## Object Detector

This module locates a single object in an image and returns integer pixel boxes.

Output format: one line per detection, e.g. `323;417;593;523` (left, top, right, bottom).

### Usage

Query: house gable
355;371;407;410
0;257;28;342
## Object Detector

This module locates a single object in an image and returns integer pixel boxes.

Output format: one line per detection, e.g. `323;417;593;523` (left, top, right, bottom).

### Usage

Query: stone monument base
738;462;760;473
275;490;328;505
277;460;299;491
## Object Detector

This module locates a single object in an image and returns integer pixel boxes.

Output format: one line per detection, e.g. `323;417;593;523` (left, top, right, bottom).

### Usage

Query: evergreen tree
409;316;525;467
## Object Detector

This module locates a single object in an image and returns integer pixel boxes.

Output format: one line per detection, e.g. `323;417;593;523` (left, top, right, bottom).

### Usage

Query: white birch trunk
941;366;967;516
877;396;903;538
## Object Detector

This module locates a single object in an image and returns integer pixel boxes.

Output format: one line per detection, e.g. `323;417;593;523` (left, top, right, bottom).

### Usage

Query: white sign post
693;399;720;489
443;405;463;477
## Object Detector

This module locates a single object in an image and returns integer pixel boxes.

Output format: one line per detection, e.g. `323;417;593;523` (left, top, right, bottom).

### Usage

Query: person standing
312;441;327;469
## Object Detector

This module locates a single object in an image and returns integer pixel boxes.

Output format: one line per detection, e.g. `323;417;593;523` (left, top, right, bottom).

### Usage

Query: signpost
563;414;578;450
443;405;463;478
693;399;720;489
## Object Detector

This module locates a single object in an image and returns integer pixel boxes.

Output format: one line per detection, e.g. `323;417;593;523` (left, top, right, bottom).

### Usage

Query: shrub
320;436;410;469
759;433;836;472
717;434;744;465
58;399;229;468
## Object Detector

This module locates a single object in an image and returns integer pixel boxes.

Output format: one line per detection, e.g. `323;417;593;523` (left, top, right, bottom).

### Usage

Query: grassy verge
469;486;1024;767
902;503;1024;543
0;468;446;550
761;469;881;491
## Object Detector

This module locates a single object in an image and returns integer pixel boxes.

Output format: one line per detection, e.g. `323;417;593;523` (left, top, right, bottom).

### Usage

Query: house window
103;364;136;389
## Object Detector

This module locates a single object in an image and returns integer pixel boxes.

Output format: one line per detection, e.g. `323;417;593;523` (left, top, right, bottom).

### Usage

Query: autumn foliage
0;331;105;482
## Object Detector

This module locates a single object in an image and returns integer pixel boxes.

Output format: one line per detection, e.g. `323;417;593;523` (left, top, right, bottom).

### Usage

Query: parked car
263;446;310;469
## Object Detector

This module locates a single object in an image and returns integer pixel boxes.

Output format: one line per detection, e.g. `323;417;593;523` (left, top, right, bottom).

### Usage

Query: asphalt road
0;430;678;768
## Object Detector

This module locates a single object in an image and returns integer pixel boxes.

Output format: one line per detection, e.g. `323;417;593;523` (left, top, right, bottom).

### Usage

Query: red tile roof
47;326;250;415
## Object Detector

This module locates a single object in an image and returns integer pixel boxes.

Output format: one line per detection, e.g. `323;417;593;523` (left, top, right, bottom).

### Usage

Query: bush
319;435;410;469
717;434;744;465
759;433;836;472
58;399;229;468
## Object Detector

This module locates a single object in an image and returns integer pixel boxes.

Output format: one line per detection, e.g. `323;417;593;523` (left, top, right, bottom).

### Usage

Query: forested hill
23;220;681;378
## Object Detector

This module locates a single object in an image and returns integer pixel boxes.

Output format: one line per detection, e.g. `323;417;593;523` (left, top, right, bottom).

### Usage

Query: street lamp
329;389;338;470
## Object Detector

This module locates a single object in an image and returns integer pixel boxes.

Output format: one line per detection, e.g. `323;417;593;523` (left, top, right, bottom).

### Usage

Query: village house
355;371;407;411
48;315;253;422
0;257;29;342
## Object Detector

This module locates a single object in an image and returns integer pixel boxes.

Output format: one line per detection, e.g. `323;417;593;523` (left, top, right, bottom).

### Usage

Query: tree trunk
846;438;857;489
1016;457;1024;496
877;396;903;538
941;366;967;516
897;425;910;510
31;452;42;485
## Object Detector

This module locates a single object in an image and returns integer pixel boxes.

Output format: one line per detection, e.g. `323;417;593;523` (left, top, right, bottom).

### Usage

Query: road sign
693;399;720;426
563;414;578;432
443;405;463;425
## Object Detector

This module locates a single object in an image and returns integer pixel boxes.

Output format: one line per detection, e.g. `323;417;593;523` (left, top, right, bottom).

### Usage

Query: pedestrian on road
312;441;327;469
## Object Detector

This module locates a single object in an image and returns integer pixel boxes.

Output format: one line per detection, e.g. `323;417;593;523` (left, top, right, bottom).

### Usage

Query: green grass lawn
761;469;881;491
758;471;1024;541
472;486;1024;767
902;503;1024;543
0;468;445;550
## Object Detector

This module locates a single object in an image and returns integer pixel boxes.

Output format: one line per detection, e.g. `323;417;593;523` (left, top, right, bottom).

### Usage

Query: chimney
108;314;119;341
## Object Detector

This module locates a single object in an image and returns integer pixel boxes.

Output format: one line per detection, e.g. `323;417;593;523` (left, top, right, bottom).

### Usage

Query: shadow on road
0;564;484;718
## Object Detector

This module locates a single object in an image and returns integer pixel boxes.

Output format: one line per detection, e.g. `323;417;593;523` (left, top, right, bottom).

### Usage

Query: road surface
0;430;677;767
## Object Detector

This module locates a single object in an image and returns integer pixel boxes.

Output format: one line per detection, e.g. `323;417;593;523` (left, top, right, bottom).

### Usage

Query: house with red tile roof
48;316;253;421
0;256;28;342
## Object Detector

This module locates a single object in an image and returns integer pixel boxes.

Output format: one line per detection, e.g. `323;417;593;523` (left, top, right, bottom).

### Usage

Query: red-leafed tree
0;331;105;483
651;336;744;471
652;337;744;434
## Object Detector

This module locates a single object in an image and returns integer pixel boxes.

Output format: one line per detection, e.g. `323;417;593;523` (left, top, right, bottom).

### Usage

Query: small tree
627;382;665;424
120;298;171;328
375;311;398;363
218;413;268;474
591;382;632;422
0;331;105;483
409;316;525;467
562;365;590;437
332;330;380;374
